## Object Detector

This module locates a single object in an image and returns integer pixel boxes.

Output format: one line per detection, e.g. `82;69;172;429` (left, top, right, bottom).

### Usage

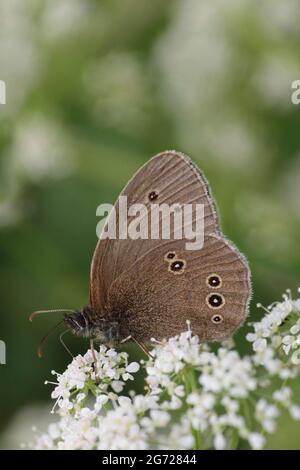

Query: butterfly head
64;306;122;346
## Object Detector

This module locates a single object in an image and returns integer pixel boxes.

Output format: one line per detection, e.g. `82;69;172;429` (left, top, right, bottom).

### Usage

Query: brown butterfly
31;151;251;355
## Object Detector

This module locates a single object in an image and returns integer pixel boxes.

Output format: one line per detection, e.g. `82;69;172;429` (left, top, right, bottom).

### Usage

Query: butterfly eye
211;314;224;324
148;190;159;202
169;260;186;274
206;293;225;309
206;274;222;288
165;252;176;261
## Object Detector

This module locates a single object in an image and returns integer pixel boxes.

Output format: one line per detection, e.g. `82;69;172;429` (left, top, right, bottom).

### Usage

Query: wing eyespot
148;190;159;202
164;251;177;261
169;259;186;275
211;314;224;324
206;274;222;289
206;293;225;309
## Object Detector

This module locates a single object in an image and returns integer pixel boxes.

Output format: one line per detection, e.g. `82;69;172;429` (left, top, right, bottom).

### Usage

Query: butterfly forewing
90;152;219;313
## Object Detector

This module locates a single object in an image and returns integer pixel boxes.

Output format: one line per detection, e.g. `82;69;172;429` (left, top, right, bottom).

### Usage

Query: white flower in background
254;55;299;109
0;0;39;114
153;0;265;172
83;53;151;133
273;387;291;405
32;290;300;450
153;0;300;176
214;433;226;450
0;197;22;228
289;405;300;421
8;116;73;182
248;433;265;450
41;0;92;40
255;399;279;433
281;157;300;217
259;0;300;34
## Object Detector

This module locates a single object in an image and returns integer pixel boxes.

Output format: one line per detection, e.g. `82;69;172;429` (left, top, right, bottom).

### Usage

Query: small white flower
253;338;267;353
149;410;170;427
126;362;140;373
290;321;300;335
248;433;265;450
118;396;131;406
214;433;227;450
95;395;109;412
111;381;124;393
289;405;300;420
273;387;291;405
76;393;86;404
291;350;300;365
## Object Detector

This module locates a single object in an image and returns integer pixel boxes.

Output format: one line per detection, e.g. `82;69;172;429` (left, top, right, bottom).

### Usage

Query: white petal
214;433;226;450
248;433;265;450
126;362;140;373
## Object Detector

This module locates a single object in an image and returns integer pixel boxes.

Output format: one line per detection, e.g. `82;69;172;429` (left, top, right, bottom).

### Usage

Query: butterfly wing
106;234;251;342
90;151;220;315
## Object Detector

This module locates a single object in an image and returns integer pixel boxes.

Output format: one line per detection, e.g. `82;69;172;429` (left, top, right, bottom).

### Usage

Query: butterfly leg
90;339;99;381
131;336;154;359
59;329;74;359
120;335;132;344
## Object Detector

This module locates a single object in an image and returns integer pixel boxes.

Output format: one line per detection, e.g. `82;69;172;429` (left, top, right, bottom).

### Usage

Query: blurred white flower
254;55;299;109
289;405;300;421
281;157;300;218
0;197;22;227
258;0;300;35
214;433;226;450
255;399;279;433
9;116;73;182
154;0;267;172
41;0;92;40
248;432;265;450
273;387;291;405
83;53;151;134
0;0;39;114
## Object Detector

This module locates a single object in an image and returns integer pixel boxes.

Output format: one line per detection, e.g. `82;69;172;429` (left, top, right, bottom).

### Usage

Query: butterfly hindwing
106;235;250;342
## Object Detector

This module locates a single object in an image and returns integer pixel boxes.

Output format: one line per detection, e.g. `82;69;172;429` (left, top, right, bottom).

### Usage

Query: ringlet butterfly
31;151;251;354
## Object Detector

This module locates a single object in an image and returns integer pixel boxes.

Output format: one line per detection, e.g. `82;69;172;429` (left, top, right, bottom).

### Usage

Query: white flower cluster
247;289;300;378
33;292;300;450
45;346;140;416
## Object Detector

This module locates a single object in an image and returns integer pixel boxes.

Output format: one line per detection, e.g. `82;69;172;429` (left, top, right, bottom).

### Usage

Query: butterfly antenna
29;309;76;322
37;319;65;358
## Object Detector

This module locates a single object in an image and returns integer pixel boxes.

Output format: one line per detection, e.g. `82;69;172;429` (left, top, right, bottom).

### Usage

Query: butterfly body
62;151;251;346
64;307;124;346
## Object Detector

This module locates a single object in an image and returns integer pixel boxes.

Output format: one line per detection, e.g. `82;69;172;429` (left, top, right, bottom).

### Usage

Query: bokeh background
1;0;300;449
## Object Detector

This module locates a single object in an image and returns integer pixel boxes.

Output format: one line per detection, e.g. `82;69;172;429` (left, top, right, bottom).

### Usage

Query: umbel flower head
32;290;300;450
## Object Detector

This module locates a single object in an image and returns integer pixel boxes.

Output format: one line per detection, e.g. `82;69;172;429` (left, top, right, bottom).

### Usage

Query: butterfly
31;151;251;354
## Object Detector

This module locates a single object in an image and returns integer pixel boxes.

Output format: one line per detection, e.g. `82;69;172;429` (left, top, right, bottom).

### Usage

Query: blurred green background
0;0;300;449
